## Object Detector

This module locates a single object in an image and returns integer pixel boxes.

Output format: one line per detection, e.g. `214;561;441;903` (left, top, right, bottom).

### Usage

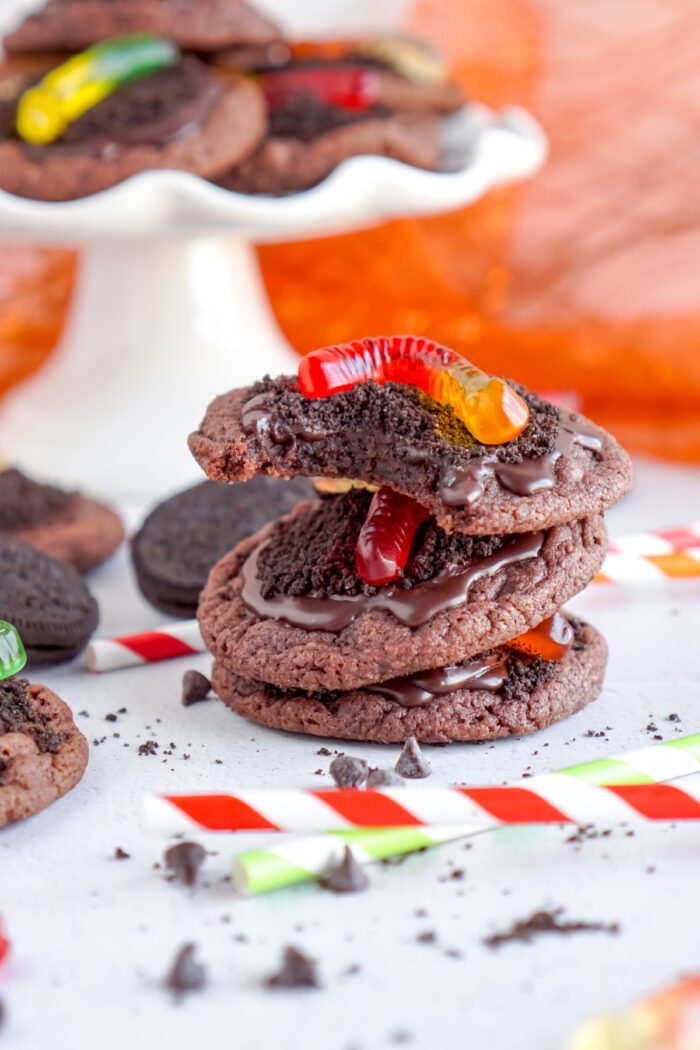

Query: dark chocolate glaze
241;530;544;631
440;420;604;508
370;653;508;707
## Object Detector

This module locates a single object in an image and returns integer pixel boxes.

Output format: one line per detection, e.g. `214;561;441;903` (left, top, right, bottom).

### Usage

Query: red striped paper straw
597;522;700;583
143;773;700;835
86;620;204;672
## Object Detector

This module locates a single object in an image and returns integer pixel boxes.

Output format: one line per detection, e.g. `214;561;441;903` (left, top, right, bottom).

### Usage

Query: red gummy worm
261;67;378;110
356;487;430;586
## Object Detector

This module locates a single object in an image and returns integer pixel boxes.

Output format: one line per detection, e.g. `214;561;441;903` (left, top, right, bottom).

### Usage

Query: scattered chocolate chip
138;740;158;756
317;747;331;756
395;737;431;779
321;847;369;894
366;767;404;788
415;931;437;945
114;847;130;861
483;909;620;948
330;755;368;788
667;713;681;723
164;944;207;999
266;946;319;989
164;842;206;887
105;713;118;723
646;723;658;733
181;670;211;707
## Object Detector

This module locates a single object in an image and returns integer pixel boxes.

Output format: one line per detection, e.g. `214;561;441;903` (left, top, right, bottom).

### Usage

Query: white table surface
1;455;699;1050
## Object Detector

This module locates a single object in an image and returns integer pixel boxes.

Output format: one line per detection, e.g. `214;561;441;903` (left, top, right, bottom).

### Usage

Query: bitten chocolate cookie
3;0;282;54
198;494;608;691
220;57;463;194
189;377;633;536
0;535;99;665
0;678;88;827
213;620;606;744
131;476;316;618
0;468;124;573
0;57;266;201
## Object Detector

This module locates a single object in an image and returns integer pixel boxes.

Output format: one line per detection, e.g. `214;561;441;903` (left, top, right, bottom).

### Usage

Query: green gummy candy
0;622;27;680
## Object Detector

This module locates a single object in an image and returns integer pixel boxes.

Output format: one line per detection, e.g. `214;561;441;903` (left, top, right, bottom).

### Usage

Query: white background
2;2;700;1048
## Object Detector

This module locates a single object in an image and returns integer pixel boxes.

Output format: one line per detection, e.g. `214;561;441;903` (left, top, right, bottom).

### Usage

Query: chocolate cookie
0;468;124;573
219;110;446;195
132;476;316;618
218;57;463;194
189;377;633;536
213;619;606;743
3;0;282;54
0;678;88;827
0;57;266;201
0;535;99;665
198;495;607;691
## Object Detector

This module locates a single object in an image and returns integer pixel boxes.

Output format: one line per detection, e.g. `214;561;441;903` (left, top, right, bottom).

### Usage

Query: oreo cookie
131;477;316;618
0;535;99;665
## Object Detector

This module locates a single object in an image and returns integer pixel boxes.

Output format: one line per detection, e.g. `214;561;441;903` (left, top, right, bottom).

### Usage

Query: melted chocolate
440;420;604;508
241;530;544;631
371;653;508;707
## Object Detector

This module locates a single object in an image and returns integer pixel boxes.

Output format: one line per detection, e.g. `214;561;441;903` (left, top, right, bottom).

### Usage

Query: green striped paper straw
232;732;700;895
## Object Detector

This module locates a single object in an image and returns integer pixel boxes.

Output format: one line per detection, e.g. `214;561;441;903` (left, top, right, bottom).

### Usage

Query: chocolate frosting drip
0;468;74;529
440;419;604;508
371;653;508;707
241;530;544;631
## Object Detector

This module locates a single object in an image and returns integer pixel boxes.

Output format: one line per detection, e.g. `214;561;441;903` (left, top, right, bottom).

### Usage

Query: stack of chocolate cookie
189;340;632;744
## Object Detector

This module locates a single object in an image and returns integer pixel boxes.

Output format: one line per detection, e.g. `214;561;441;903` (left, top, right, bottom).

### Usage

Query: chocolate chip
317;747;331;756
164;943;207;998
329;755;368;788
164;842;205;887
366;767;404;788
321;847;369;894
266;946;319;989
105;713;118;722
138;740;158;756
181;670;211;707
395;737;431;779
667;713;680;722
416;931;437;944
114;847;130;860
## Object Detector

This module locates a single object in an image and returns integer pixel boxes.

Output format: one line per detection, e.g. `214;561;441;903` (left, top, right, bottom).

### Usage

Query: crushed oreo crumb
321;846;370;894
484;909;620;948
138;740;158;756
165;842;206;887
266;946;319;989
0;679;62;754
181;670;211;707
329;755;368;788
395;737;431;779
164;943;207;999
256;489;509;600
269;91;387;141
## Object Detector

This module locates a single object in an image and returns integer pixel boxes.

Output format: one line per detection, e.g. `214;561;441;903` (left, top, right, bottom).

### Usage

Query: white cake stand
0;104;546;496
